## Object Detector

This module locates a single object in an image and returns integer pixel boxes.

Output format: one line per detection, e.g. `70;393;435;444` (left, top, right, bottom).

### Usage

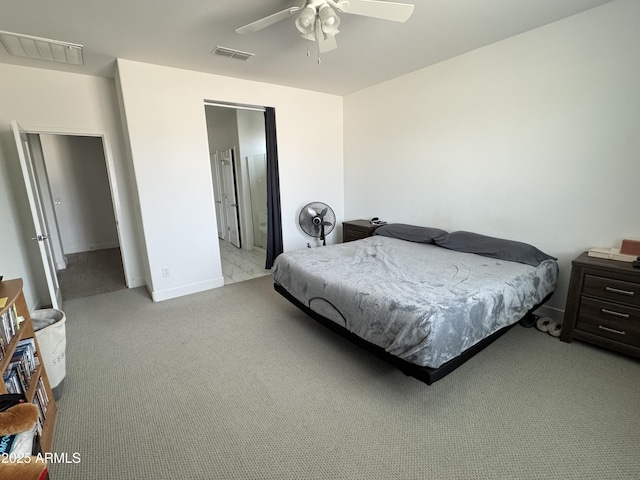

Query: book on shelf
32;395;45;436
2;337;38;394
35;377;49;416
0;304;21;349
32;377;51;435
3;368;22;394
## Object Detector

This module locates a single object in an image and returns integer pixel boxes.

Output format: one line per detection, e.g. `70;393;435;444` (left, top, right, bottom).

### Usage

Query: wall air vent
211;46;255;61
0;31;84;65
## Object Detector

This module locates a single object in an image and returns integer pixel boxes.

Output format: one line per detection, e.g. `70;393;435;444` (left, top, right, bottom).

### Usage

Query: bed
272;224;558;384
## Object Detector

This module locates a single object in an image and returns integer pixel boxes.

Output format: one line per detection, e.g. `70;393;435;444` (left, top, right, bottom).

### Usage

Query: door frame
15;122;132;289
204;101;267;252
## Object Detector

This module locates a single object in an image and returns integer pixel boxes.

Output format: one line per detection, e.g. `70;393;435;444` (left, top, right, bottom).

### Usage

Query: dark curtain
265;107;283;269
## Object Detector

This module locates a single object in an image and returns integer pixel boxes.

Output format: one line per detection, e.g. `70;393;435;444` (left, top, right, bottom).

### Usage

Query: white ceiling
0;0;614;96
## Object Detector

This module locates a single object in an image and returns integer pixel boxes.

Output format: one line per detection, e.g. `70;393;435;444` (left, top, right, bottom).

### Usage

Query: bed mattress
272;236;558;368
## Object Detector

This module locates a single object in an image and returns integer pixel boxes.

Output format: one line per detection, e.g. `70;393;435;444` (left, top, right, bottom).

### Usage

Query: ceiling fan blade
333;0;414;23
236;7;301;35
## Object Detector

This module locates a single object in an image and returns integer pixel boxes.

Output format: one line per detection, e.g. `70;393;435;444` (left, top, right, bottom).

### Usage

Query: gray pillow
373;223;448;244
433;231;556;266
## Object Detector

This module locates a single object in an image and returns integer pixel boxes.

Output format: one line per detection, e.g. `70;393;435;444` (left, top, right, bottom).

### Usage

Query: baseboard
151;277;225;302
534;304;564;322
127;277;147;289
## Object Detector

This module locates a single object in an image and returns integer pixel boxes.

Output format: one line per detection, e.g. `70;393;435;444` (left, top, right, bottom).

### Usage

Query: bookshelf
0;278;57;453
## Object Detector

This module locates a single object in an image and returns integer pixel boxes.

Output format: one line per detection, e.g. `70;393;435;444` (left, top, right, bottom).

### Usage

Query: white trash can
31;309;66;401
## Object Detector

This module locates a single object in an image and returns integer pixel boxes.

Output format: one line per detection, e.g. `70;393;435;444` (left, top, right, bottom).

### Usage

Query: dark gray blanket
273;236;558;368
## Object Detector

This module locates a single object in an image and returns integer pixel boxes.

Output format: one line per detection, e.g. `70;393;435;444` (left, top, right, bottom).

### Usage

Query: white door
210;152;226;240
221;148;241;248
11;121;62;309
28;134;66;271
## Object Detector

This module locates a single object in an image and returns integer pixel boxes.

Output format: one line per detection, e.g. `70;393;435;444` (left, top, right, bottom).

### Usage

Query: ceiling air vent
0;30;84;65
211;46;255;61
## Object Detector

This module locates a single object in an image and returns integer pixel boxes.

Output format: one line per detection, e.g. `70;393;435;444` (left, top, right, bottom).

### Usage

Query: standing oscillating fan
299;202;336;246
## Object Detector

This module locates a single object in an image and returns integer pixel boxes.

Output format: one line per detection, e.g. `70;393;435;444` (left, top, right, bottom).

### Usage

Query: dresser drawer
344;230;367;242
577;297;640;347
342;220;381;243
583;274;640;307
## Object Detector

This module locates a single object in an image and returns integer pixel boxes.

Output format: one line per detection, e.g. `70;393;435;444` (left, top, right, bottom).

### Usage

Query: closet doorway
25;132;127;301
204;103;272;285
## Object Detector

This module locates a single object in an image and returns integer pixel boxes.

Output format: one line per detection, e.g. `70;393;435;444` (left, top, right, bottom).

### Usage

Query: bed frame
275;282;551;385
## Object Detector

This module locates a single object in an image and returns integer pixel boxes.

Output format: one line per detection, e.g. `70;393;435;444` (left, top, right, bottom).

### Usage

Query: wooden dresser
342;220;383;243
561;252;640;358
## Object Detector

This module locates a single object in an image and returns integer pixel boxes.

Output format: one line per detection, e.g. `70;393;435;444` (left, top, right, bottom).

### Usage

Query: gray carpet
50;276;640;479
57;248;126;301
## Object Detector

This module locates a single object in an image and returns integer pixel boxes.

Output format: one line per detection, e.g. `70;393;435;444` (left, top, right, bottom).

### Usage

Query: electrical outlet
162;267;171;277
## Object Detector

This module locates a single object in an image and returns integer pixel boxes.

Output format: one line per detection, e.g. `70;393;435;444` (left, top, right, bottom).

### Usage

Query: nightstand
561;251;640;358
342;220;383;243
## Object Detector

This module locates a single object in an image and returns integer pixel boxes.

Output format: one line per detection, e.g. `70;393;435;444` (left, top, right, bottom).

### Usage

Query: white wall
40;134;119;254
204;107;238;154
116;59;344;301
344;0;640;318
237;110;266;159
0;63;145;309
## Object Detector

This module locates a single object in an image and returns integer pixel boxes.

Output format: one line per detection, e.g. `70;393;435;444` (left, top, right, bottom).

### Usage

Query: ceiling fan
235;0;415;53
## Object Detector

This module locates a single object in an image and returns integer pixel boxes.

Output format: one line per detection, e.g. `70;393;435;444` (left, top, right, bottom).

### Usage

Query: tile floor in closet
219;238;271;285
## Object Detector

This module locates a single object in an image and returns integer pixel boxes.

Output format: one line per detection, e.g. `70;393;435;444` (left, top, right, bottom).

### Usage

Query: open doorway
26;133;126;301
204;103;272;285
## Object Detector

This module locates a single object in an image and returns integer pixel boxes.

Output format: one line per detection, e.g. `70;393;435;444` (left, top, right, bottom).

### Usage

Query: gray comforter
272;236;558;368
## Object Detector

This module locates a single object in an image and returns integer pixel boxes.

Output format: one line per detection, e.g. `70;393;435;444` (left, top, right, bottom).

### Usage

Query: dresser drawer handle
601;308;630;319
605;286;635;296
598;325;626;335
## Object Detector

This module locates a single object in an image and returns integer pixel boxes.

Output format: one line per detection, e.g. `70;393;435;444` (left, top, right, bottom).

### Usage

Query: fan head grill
299;201;336;245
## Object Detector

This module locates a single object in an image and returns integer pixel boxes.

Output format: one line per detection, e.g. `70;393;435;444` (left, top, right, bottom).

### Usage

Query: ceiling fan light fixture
318;4;340;35
235;0;415;55
295;5;316;35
